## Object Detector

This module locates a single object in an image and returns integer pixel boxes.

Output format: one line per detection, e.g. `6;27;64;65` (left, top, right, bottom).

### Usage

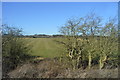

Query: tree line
58;13;119;70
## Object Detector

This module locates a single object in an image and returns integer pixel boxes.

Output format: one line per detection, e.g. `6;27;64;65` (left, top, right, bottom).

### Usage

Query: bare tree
98;18;118;69
59;14;118;70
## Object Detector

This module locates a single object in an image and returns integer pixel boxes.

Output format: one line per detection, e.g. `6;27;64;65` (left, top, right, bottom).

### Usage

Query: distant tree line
21;34;64;38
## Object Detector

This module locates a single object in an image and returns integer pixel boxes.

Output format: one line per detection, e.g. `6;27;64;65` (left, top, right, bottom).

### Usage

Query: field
4;37;119;78
25;38;66;58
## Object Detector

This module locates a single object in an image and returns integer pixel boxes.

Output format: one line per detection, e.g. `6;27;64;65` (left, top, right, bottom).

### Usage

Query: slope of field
25;38;65;58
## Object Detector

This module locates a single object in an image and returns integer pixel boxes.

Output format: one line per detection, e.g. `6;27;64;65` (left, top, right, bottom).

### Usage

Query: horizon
3;2;118;35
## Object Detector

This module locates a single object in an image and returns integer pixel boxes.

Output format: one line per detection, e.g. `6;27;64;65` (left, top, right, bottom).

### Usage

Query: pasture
25;38;66;58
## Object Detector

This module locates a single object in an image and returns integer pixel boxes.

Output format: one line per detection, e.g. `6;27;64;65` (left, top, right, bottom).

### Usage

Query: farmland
25;38;66;58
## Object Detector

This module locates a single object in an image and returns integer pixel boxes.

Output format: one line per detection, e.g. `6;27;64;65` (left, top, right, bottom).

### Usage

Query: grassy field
25;38;66;58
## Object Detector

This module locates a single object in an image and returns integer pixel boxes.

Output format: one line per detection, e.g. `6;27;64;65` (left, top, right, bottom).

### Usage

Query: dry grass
7;58;118;78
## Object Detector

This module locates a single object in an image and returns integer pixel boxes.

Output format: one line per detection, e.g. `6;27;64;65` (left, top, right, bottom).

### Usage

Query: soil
6;58;118;78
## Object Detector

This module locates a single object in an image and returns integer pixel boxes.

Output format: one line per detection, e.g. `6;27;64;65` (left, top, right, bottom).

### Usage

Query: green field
26;38;66;58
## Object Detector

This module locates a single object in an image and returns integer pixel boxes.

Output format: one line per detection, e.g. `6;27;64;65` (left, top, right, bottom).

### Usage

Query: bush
2;24;31;77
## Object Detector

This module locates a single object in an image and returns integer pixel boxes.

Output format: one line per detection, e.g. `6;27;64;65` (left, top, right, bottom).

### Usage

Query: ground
7;58;118;78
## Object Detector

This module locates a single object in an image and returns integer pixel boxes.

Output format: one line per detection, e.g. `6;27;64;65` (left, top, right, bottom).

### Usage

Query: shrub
2;24;31;77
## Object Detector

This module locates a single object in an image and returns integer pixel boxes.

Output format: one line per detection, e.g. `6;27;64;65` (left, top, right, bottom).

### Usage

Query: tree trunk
99;57;103;70
76;56;81;69
99;55;107;70
88;52;92;69
72;59;76;70
69;49;74;59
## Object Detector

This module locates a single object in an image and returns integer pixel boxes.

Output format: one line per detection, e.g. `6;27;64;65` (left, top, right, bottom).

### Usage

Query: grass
25;38;66;58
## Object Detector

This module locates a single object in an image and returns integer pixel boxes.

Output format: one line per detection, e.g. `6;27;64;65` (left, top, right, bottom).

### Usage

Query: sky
2;2;118;35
